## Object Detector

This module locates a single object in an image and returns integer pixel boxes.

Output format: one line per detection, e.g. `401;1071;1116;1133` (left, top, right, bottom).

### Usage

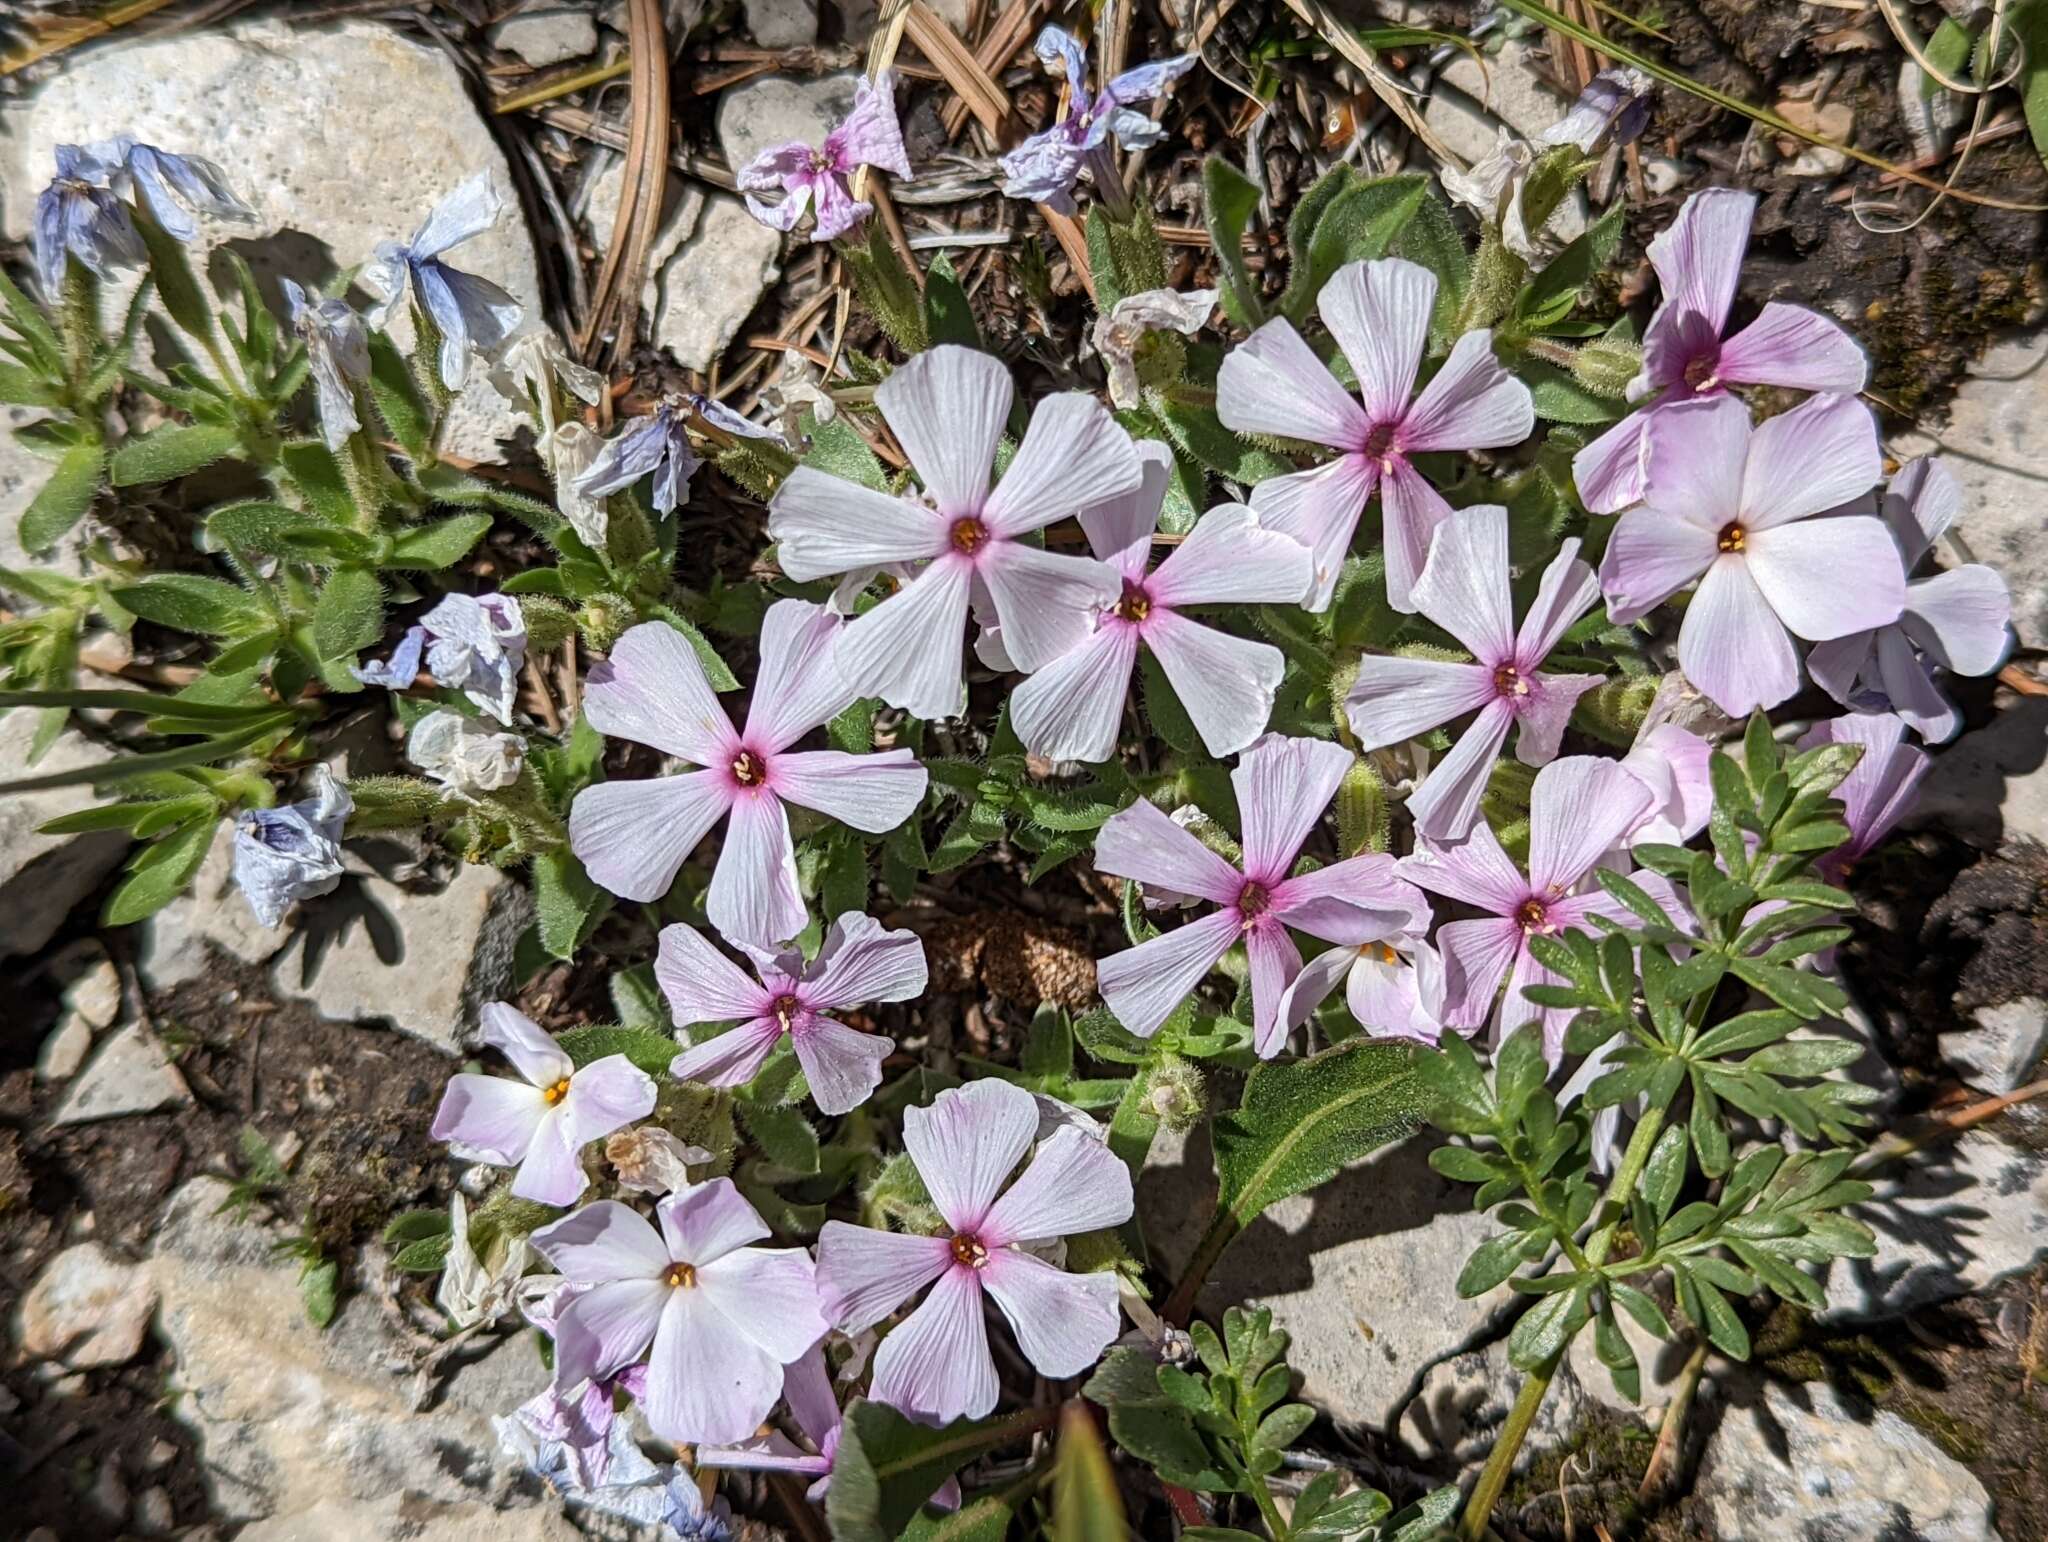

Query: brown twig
577;0;672;375
1635;1337;1710;1502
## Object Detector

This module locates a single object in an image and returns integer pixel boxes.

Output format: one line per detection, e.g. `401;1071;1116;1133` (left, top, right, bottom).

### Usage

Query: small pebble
133;1486;174;1535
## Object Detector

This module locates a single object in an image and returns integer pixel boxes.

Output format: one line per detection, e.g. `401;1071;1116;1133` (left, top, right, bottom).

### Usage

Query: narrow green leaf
109;421;240;486
18;440;105;554
310;567;385;663
386;514;492;570
1201;156;1265;328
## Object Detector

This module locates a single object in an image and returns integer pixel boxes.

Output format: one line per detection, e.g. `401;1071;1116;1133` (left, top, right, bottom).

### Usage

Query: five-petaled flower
1346;502;1605;841
32;142;145;294
1807;457;2012;743
1012;443;1311;764
1217;257;1535;612
575;398;702;518
282;277;370;452
998;27;1197;212
1796;713;1929;882
1574;187;1868;514
739;71;912;242
363;171;524;390
814;1079;1133;1423
1598;392;1903;717
1274;887;1447;1046
1093;733;1433;1057
232;766;353;929
766;345;1139;720
355;590;529;725
1399;757;1679;1063
569;599;927;945
530;1181;826;1445
660;911;926;1115
431;1002;655;1206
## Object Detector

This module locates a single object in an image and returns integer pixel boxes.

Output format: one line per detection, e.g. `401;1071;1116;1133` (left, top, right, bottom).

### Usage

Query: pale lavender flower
1540;66;1655;152
1618;722;1714;846
1093;734;1431;1056
281;278;370;452
430;1002;656;1206
1598;393;1902;717
362;172;524;390
530;1182;826;1445
688;392;789;447
494;1373;665;1515
1344;503;1604;841
662;1472;736;1542
232;766;353;928
814;1079;1133;1424
1274;890;1448;1045
607;1127;713;1196
740;71;911;242
117;138;254;241
32;142;144;294
1011;443;1310;763
660;912;925;1115
766;345;1138;719
1797;713;1929;881
1217;257;1535;611
576;399;702;517
356;591;528;724
407;708;525;795
1807;458;2012;743
1398;757;1679;1064
1575;188;1868;514
998;28;1196;212
568;600;927;945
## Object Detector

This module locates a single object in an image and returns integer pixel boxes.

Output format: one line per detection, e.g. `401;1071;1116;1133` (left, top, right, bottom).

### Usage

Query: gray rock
716;71;858;178
1944;997;2048;1095
140;823;293;989
272;863;532;1054
1823;1103;2048;1322
18;1241;160;1367
745;0;819;47
1397;1334;1602;1473
490;6;600;67
151;1177;566;1532
51;1024;192;1125
0;19;542;465
67;953;123;1030
133;1486;175;1536
1566;1276;1707;1419
1141;1124;1515;1430
0;677;127;961
1423;40;1571;166
650;194;782;372
1892;331;2048;649
36;1011;93;1082
1696;1380;1997;1542
1909;693;2048;850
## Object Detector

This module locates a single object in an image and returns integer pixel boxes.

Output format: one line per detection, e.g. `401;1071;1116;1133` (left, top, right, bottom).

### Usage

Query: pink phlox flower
997;27;1197;212
1398;757;1684;1066
1597;393;1904;718
1807;457;2013;743
1274;888;1450;1046
1796;713;1929;882
1216;256;1535;612
567;599;927;946
739;72;912;243
813;1079;1134;1424
1344;502;1606;842
766;346;1139;719
1574;187;1869;514
1617;723;1715;846
1093;733;1434;1057
1011;442;1312;763
430;1002;655;1207
530;1181;827;1446
660;911;925;1115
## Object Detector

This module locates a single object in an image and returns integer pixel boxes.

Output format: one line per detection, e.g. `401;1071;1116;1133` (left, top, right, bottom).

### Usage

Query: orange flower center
542;1077;572;1105
950;1233;989;1269
1717;523;1746;554
732;749;768;786
950;516;988;554
665;1262;697;1288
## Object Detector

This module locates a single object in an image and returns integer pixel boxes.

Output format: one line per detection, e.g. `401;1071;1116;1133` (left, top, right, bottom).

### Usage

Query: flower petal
1096;910;1244;1039
559;1056;658;1148
699;1244;827;1361
431;1073;544;1164
1318;258;1433;423
1738;392;1882;530
1742;516;1905;641
1278;945;1356;1034
772;748;928;833
1526;756;1655;895
835;555;974;719
1408;697;1516;844
1434;917;1525;1032
1875;626;1960;743
569;771;732;903
802;911;929;1008
1077;440;1171;579
1640;393;1749;535
904;1079;1038;1232
827;71;913;178
1247;922;1304;1058
979;1126;1135;1247
1412;503;1515;661
1093;795;1245;904
1573;413;1653;516
1398;329;1533;452
1144;611;1286;760
792;1015;893;1114
1344;656;1496;748
1515;537;1602;664
984;392;1141;536
878;345;1009;515
1715;302;1867;392
744;599;856;753
1234;732;1352;883
1270;852;1428;945
411;170;501;257
1597;509;1721;626
656;922;771;1026
552;1278;670;1388
1248;456;1378;612
479;1001;573;1088
671;1019;785;1089
585;621;738;764
1216;317;1370;450
1146;501;1315;608
1905;565;2011;676
642;1287;783;1444
1512;671;1605;765
974;542;1123;671
769;467;948;579
816;1221;954;1332
1646;186;1752;343
533;1200;673;1283
1379;455;1454;615
658;1177;772;1266
1677;557;1801;716
979;1250;1122;1379
709;791;807;949
1010;621;1140;765
869;1267;997;1423
1399;819;1527;915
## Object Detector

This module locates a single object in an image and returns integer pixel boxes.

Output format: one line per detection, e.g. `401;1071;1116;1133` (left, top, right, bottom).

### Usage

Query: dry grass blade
943;0;1048;137
1281;0;1469;172
0;0;180;76
578;0;673;375
492;56;632;115
905;0;1094;296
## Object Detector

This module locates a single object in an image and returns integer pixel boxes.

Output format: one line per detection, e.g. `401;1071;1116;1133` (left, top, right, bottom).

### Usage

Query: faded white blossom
1091;287;1217;408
